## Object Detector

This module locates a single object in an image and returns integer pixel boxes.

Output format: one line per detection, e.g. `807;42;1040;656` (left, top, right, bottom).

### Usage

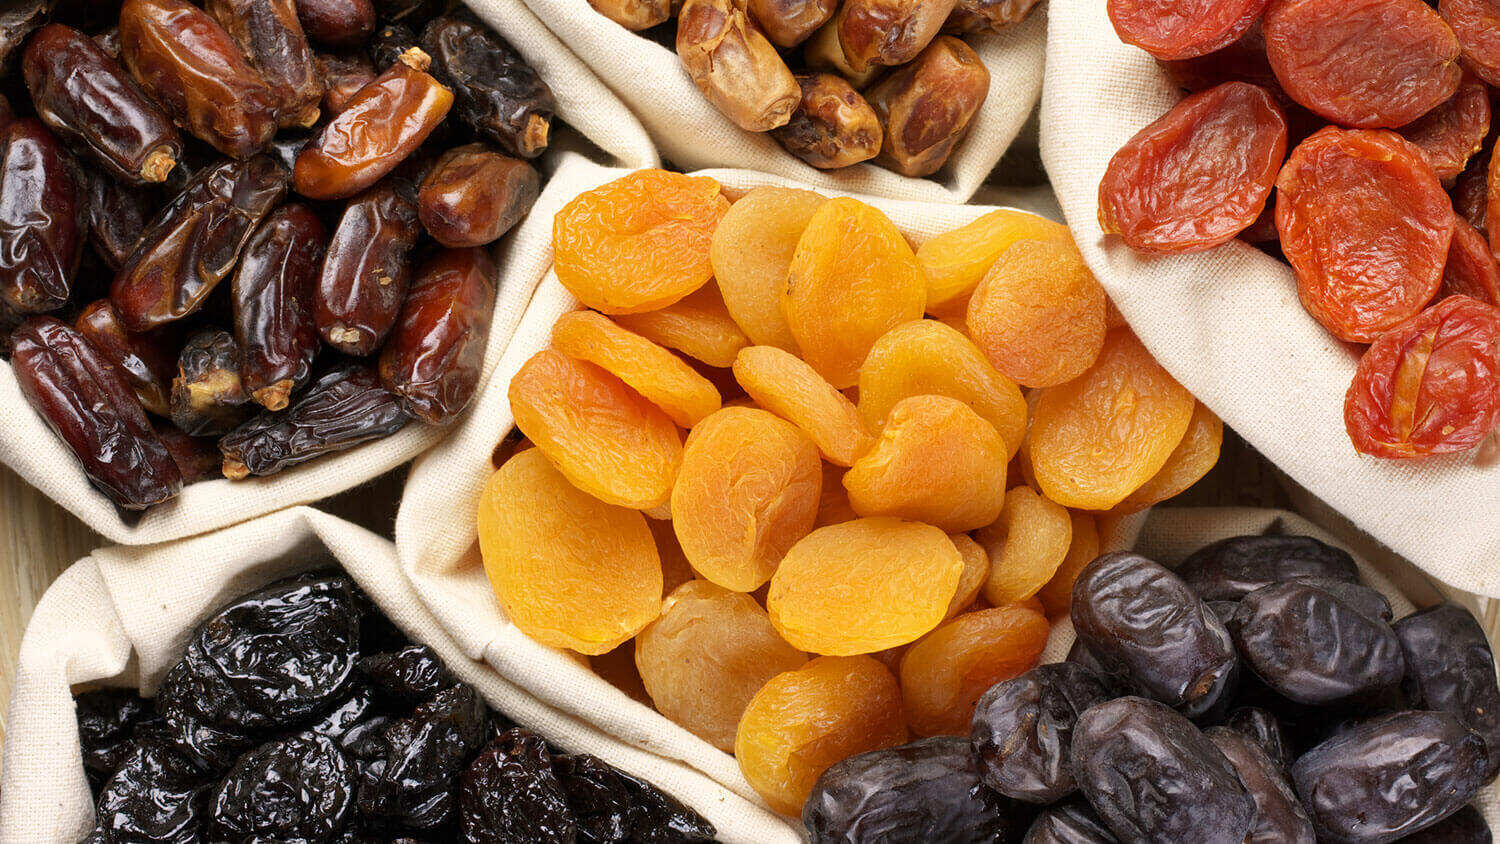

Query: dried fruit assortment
478;170;1224;817
1102;0;1500;460
0;0;552;509
73;572;716;842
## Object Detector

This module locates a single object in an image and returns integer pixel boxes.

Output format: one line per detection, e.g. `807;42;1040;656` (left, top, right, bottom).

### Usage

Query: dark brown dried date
219;362;411;479
0;118;85;315
10;316;181;509
316;181;421;355
82;169;156;271
417;144;539;248
420;13;556;159
152;421;224;483
0;0;48;70
22;23;183;185
233;203;327;411
1394;603;1500;778
295;0;376;49
772;72;883;170
1205;727;1315;844
171;327;250;437
317;51;376;115
206;0;325;130
74;298;176;417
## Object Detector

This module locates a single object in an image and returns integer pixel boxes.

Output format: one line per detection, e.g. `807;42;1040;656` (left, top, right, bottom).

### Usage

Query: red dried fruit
1440;0;1500;89
1277;127;1454;343
1442;220;1500;306
1107;0;1269;61
1455;155;1489;231
1345;295;1500;458
1399;75;1490;183
1159;21;1281;97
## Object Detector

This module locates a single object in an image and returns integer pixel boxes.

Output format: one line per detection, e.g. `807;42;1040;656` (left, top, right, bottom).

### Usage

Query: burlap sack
0;506;788;844
1037;0;1500;598
519;0;1046;203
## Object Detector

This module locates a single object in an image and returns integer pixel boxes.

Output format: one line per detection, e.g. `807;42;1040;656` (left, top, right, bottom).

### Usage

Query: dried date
206;0;325;130
295;0;376;49
232;203;327;411
417;144;538;248
316;181;421;355
970;662;1113;804
82;169;156;271
1395;603;1500;778
749;0;838;46
1176;534;1359;600
1022;798;1116;844
317;50;376;115
421;13;557;159
837;0;959;72
0;0;48;71
170;328;249;437
1206;727;1315;843
1399;805;1492;843
152;421;223;483
678;0;801;132
944;0;1042;34
865;35;989;178
0;118;85;315
74;298;175;417
772;72;883;170
1223;706;1293;770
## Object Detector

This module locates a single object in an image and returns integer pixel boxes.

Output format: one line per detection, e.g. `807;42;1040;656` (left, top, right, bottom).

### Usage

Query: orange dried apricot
671;407;822;591
509;350;683;510
1036;510;1101;618
843;395;1008;532
976;485;1073;606
767;518;962;655
967;237;1108;388
1028;329;1195;509
648;516;698;594
733;344;875;466
898;605;1049;736
635;580;808;751
710;185;826;350
782;197;927;388
735;655;907;815
1109;402;1223;515
615;283;751;368
815;463;859;526
552;169;728;314
945;534;990;620
477;448;663;655
914;209;1070;315
551;310;722;427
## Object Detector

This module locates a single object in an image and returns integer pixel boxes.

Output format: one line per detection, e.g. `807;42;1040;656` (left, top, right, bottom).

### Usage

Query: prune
865;36;990;178
677;0;801;132
359;645;456;706
1394;603;1500;777
969;662;1113;803
92;740;209;843
899;605;1050;736
1071;697;1255;843
11;317;181;509
81;169;156;271
0;118;85;315
977;486;1072;606
0;0;48;71
772;73;882;170
233;203;326;411
420;14;556;159
1442;0;1500;89
1206;727;1316;843
219;362;411;478
1399;805;1492;843
1176;534;1358;601
206;0;325;130
1107;0;1267;61
803;737;1012;843
112;155;289;331
1345;295;1500;458
1229;580;1406;705
169;328;249;436
318;50;377;115
1022;797;1117;844
209;732;355;841
1442;220;1500;306
295;0;376;49
152;422;223;483
836;0;957;72
457;727;574;843
733;343;875;465
1099;82;1286;253
305;684;377;742
1070;552;1239;717
416;144;537;248
1224;706;1294;769
551;310;722;428
316;180;421;355
1292;711;1488;842
552;752;717;842
358;683;489;829
77;689;154;783
74;298;175;417
1400;75;1490;183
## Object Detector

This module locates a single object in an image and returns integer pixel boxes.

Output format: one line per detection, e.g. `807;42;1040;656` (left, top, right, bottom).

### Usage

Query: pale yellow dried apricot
915;209;1071;315
1109;402;1223;515
734;344;875;466
899;605;1049;736
615;283;751;368
783;197;927;387
551;310;722;427
710;185;825;350
767;518;962;655
945;534;990;620
843;395;1008;532
477;448;663;655
671;407;822;591
976;485;1072;606
1036;510;1101;618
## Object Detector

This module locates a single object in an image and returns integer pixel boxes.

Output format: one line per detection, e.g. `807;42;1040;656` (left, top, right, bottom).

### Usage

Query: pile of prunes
803;533;1500;843
74;573;718;843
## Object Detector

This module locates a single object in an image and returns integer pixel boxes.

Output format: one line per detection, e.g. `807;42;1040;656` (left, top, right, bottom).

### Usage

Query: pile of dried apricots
1100;0;1500;460
475;168;1223;817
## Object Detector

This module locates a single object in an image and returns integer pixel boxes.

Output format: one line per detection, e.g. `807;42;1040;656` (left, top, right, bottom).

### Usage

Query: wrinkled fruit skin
357;683;490;829
416;144;539;248
1176;534;1359;601
208;732;355;841
1206;727;1316;844
73;298;176;417
420;13;555;159
1395;603;1500;778
970;662;1114;804
232;203;327;411
169;328;250;437
552;752;717;842
92;740;209;843
1021;797;1117;844
0;119;85;315
1107;0;1268;61
459;727;576;843
315;181;421;355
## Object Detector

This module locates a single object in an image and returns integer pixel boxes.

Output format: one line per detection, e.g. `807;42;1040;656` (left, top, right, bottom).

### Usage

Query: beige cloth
1037;0;1500;598
0;0;659;546
514;0;1046;203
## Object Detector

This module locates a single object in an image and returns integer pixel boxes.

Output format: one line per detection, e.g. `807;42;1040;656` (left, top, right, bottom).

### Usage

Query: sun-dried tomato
1107;0;1269;61
1442;220;1500;306
1400;75;1490;184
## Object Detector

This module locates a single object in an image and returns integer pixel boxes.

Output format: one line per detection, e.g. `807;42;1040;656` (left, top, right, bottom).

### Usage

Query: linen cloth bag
1037;0;1500;597
0;0;658;546
515;0;1046;202
0;506;788;844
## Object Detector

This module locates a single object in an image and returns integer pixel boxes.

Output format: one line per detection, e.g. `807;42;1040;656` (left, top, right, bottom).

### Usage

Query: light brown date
866;35;989;177
207;0;326;130
748;0;838;47
417;144;539;248
837;0;959;72
678;0;801;132
772;72;883;169
585;0;674;30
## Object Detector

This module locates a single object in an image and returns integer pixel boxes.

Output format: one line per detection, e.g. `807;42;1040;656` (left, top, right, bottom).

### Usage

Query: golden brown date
316;181;421;355
417;144;539;248
10;316;181;509
836;0;958;72
943;0;1040;33
111;155;290;332
803;18;883;88
293;48;453;200
421;14;556;159
0;119;85;315
219;362;411;479
206;0;325;130
119;0;280;159
74;298;176;417
152;420;223;483
772;72;883;168
233;204;327;411
82;167;156;271
749;0;838;46
678;0;801;132
585;0;674;30
296;0;377;49
866;35;988;177
23;24;183;185
317;51;376;115
170;327;250;437
378;247;496;425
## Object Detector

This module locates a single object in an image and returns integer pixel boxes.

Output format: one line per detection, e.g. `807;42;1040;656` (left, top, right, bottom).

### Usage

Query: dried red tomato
1400;75;1491;183
1264;0;1462;129
1099;82;1288;254
1107;0;1269;61
1442;220;1500;306
1440;0;1500;89
1277;127;1454;342
1345;295;1500;458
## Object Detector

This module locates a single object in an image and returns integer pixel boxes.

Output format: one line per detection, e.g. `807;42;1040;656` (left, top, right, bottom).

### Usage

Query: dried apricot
1159;20;1283;96
552;169;728;314
782;197;927;388
735;655;907;816
815;462;859;526
1036;510;1101;618
710;185;825;350
1109;402;1223;514
1442;220;1500;306
509;349;682;510
1399;74;1490;183
1028;330;1196;510
1440;0;1500;89
843;395;1008;532
636;580;808;751
976;485;1072;607
1456;155;1489;231
1107;0;1268;61
898;605;1048;736
857;319;1027;457
671;406;822;591
1277;127;1454;343
767;518;963;655
592;642;652;705
966;238;1108;388
1264;0;1461;129
648;516;698;595
477;448;663;655
913;209;1069;315
615;282;750;368
944;534;990;620
551;310;721;427
734;344;875;466
1099;82;1287;254
1345;295;1500;458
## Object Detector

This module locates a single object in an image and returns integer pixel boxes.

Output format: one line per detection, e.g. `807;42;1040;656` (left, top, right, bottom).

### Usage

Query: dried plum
552;753;717;843
76;689;154;786
458;727;575;843
357;683;489;829
1395;603;1500;778
307;684;378;744
92;740;210;843
1205;727;1315;843
1021;797;1117;844
970;663;1113;804
1223;706;1294;770
209;732;356;841
1176;534;1358;601
359;644;456;705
